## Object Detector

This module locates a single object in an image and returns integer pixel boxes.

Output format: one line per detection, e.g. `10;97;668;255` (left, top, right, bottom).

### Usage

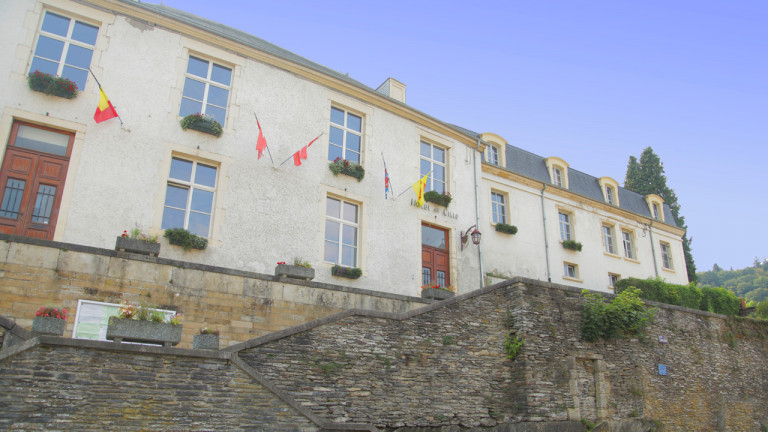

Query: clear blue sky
151;0;767;273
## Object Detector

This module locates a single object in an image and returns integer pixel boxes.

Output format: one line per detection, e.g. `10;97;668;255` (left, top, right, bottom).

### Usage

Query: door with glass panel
0;122;73;239
421;223;450;288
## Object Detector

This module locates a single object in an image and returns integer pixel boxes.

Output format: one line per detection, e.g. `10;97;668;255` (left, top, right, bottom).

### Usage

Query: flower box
31;316;66;336
423;190;452;207
495;223;518;235
115;236;160;256
329;158;365;182
421;288;455;300
27;71;78;99
106;317;182;347
562;240;583;252
275;264;315;280
193;333;219;350
331;265;362;279
180;113;223;137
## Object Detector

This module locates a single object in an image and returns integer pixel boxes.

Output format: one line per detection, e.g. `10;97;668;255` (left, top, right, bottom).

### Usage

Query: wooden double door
421;223;450;287
0;122;73;240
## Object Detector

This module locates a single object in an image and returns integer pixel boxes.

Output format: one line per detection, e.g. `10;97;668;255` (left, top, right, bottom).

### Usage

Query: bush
581;288;654;342
423;190;452;207
495;223;518;235
615;277;741;316
562;240;583;251
163;228;208;251
331;265;362;279
700;286;740;316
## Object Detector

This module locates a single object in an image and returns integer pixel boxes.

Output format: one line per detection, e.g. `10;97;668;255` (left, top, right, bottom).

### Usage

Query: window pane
341;245;356;267
190;188;213;212
330;107;344;126
433;147;445;163
325;220;339;242
420;159;431;177
187;212;210;237
164;185;188;208
207;85;229;108
187;57;209;78
328;144;343;161
31;185;56;224
433;180;445;194
15;125;70;156
169;158;192;181
72;21;98;45
194;164;217;187
347;113;361;132
346;151;360;164
324;240;339;263
329;126;343;146
30;57;58;75
420;142;431;157
0;179;26;219
205;105;226;125
433;165;445;183
42;12;70;37
342;202;357;223
64;44;93;68
342;225;356;246
326;197;340;218
422;226;446;249
210;63;231;85
179;98;202;118
61;66;87;90
161;207;185;230
182;78;205;101
346;132;360;153
34;36;64;61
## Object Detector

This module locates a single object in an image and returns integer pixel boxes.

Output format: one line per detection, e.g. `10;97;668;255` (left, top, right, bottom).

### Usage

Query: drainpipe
648;220;659;278
473;141;485;288
540;184;551;282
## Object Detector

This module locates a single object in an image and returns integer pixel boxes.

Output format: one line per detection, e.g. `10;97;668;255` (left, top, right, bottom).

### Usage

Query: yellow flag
411;172;429;207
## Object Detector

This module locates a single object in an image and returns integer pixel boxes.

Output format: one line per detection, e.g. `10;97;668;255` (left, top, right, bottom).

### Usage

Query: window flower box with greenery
106;303;183;347
424;190;452;207
193;327;220;350
27;71;78;99
562;240;583;251
275;258;315;280
495;223;518;235
32;306;67;336
164;228;208;251
116;227;160;256
421;283;456;300
180;113;223;137
331;264;362;279
329;158;365;182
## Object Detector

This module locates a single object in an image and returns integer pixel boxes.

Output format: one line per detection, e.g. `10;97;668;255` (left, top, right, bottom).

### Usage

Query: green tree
624;147;697;282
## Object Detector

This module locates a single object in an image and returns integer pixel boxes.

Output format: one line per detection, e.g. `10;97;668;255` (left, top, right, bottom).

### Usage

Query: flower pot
32;316;66;336
106;317;182;347
193;333;219;350
421;288;455;300
115;236;160;256
275;264;315;280
331;265;362;279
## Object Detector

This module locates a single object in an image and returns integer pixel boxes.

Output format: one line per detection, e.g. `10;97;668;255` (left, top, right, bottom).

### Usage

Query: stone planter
193;333;219;350
275;264;315;280
421;288;455;300
106;317;182;347
115;236;160;256
32;316;66;336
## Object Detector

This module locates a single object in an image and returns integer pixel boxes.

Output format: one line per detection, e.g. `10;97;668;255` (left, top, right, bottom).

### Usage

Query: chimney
375;78;406;103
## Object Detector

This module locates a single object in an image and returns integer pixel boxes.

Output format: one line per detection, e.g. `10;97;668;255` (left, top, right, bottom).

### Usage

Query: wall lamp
460;225;482;250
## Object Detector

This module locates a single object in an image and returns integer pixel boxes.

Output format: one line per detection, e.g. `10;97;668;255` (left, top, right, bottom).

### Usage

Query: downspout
648;219;659;278
540;184;551;282
474;140;485;288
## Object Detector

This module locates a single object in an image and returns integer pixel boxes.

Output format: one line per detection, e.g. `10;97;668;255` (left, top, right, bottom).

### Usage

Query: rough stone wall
0;343;316;431
0;236;426;349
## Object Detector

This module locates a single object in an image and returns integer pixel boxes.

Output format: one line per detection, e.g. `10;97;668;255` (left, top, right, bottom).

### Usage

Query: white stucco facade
0;0;688;298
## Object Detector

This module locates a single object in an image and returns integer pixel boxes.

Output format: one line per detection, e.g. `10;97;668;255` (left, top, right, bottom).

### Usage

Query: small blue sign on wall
658;364;668;376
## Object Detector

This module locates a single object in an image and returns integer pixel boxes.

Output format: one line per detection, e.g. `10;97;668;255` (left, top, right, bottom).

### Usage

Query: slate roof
120;1;679;229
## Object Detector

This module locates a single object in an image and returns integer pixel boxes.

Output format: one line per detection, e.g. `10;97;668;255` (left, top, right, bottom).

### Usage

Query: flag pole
381;152;393;200
397;171;431;198
253;113;275;167
88;68;123;125
279;133;324;166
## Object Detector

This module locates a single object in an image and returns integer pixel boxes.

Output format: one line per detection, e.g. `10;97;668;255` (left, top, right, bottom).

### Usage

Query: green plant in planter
329;158;365;181
331;265;362;279
180;113;223;137
562;240;583;251
293;257;312;268
423;190;452;207
495;223;518;235
27;71;78;99
163;228;208;251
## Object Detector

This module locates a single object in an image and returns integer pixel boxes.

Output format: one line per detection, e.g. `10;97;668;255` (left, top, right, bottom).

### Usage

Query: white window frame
161;156;218;238
491;191;507;225
487;145;499;165
420;141;447;194
328;106;363;164
563;262;578;279
324;196;360;267
652;203;660;220
602;224;616;255
558;211;572;241
605;186;615;205
179;55;232;125
608;273;620;288
30;11;99;91
622;230;635;260
553;167;563;187
660;242;673;270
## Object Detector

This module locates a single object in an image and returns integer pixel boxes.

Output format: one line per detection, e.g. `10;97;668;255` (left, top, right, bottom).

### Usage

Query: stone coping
0;233;427;305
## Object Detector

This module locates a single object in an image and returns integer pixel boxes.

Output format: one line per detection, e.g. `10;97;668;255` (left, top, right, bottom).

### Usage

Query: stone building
0;0;688;308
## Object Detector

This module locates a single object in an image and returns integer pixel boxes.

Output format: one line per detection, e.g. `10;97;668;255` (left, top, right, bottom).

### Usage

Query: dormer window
545;157;569;189
479;132;507;167
487;145;499;165
598;177;620;206
652;203;660;220
644;194;665;222
606;186;615;205
553;167;563;187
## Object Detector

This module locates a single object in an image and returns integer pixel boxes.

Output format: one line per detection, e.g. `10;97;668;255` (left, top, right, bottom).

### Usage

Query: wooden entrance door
422;224;450;287
0;122;73;240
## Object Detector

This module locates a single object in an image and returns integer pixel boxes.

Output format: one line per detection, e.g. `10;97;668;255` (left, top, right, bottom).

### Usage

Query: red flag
256;119;267;159
94;86;118;123
292;135;321;167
